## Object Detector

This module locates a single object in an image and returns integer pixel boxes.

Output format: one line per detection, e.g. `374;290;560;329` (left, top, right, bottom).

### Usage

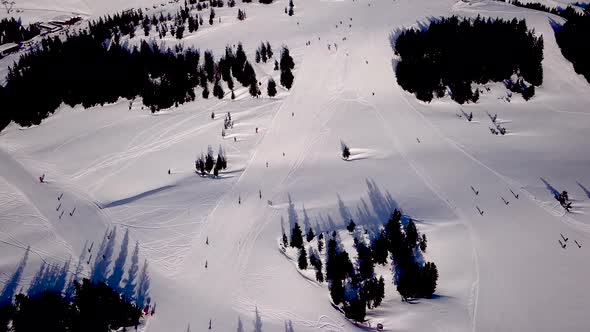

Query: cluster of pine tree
0;279;142;332
0;18;40;46
196;145;227;177
325;222;386;322
372;209;437;301
255;41;274;63
555;9;590;84
394;16;544;103
0;27;291;131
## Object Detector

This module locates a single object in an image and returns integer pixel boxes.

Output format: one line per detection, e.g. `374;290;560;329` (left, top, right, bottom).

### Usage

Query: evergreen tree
267;78;277;97
274;59;279;71
280;47;295;71
213;79;225;99
355;240;374;280
346;219;356;233
317;233;324;253
255;49;261;63
290;223;304;249
419;234;427;252
209;8;215;25
202;84;210;99
249;80;259;97
266;42;273;58
306;227;315;242
297;246;308;270
204;50;215;82
371;230;388;265
405;220;418;248
280;68;294;90
205;145;215;173
329;279;344;305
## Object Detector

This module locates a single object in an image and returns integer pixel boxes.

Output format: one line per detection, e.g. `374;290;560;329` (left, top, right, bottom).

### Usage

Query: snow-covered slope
2;0;590;331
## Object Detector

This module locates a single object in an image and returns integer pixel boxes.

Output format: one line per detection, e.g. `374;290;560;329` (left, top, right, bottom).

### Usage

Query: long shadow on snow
540;177;561;199
576;181;590;199
101;185;177;209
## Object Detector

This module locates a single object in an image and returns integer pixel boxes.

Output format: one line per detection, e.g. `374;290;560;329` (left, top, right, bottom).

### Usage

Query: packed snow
2;0;590;331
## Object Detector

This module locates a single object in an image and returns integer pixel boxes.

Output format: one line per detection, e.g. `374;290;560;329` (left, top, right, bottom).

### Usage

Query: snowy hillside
2;0;590;331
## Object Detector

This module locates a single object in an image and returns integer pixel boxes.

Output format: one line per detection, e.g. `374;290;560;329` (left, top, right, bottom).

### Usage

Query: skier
206;237;209;245
283;152;285;156
256;127;259;133
234;137;237;142
239;196;241;204
209;319;212;330
266;162;269;168
205;260;208;268
292;112;294;117
168;169;171;175
259;190;262;199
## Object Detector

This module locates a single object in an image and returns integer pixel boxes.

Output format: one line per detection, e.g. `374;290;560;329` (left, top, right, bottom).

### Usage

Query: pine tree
290;222;303;248
255;49;261;63
405;220;419;248
202;84;210;99
280;68;294;90
209;8;215;25
346;219;356;233
213;79;224;99
330;279;344;305
266;42;273;58
205;145;215;173
341;142;350;159
317;234;324;253
249;80;259;97
297;246;308;269
274;59;279;71
371;230;388;265
267;78;277;97
280;47;295;71
420;234;427;252
306;227;315;242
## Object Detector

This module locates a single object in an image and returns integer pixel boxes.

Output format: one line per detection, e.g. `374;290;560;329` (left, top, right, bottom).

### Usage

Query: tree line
282;208;438;322
0;18;40;46
394;16;543;104
0;25;295;131
0;279;142;332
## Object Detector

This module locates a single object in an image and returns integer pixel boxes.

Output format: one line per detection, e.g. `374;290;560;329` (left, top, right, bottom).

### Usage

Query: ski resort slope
2;0;590;331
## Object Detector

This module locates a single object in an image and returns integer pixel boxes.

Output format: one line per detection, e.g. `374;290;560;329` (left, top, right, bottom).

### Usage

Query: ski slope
2;0;590;331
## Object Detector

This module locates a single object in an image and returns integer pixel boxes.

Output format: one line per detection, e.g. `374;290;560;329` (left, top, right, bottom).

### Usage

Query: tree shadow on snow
101;185;177;209
540;177;560;199
90;227;118;284
0;246;29;306
577;181;590;199
27;259;70;298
